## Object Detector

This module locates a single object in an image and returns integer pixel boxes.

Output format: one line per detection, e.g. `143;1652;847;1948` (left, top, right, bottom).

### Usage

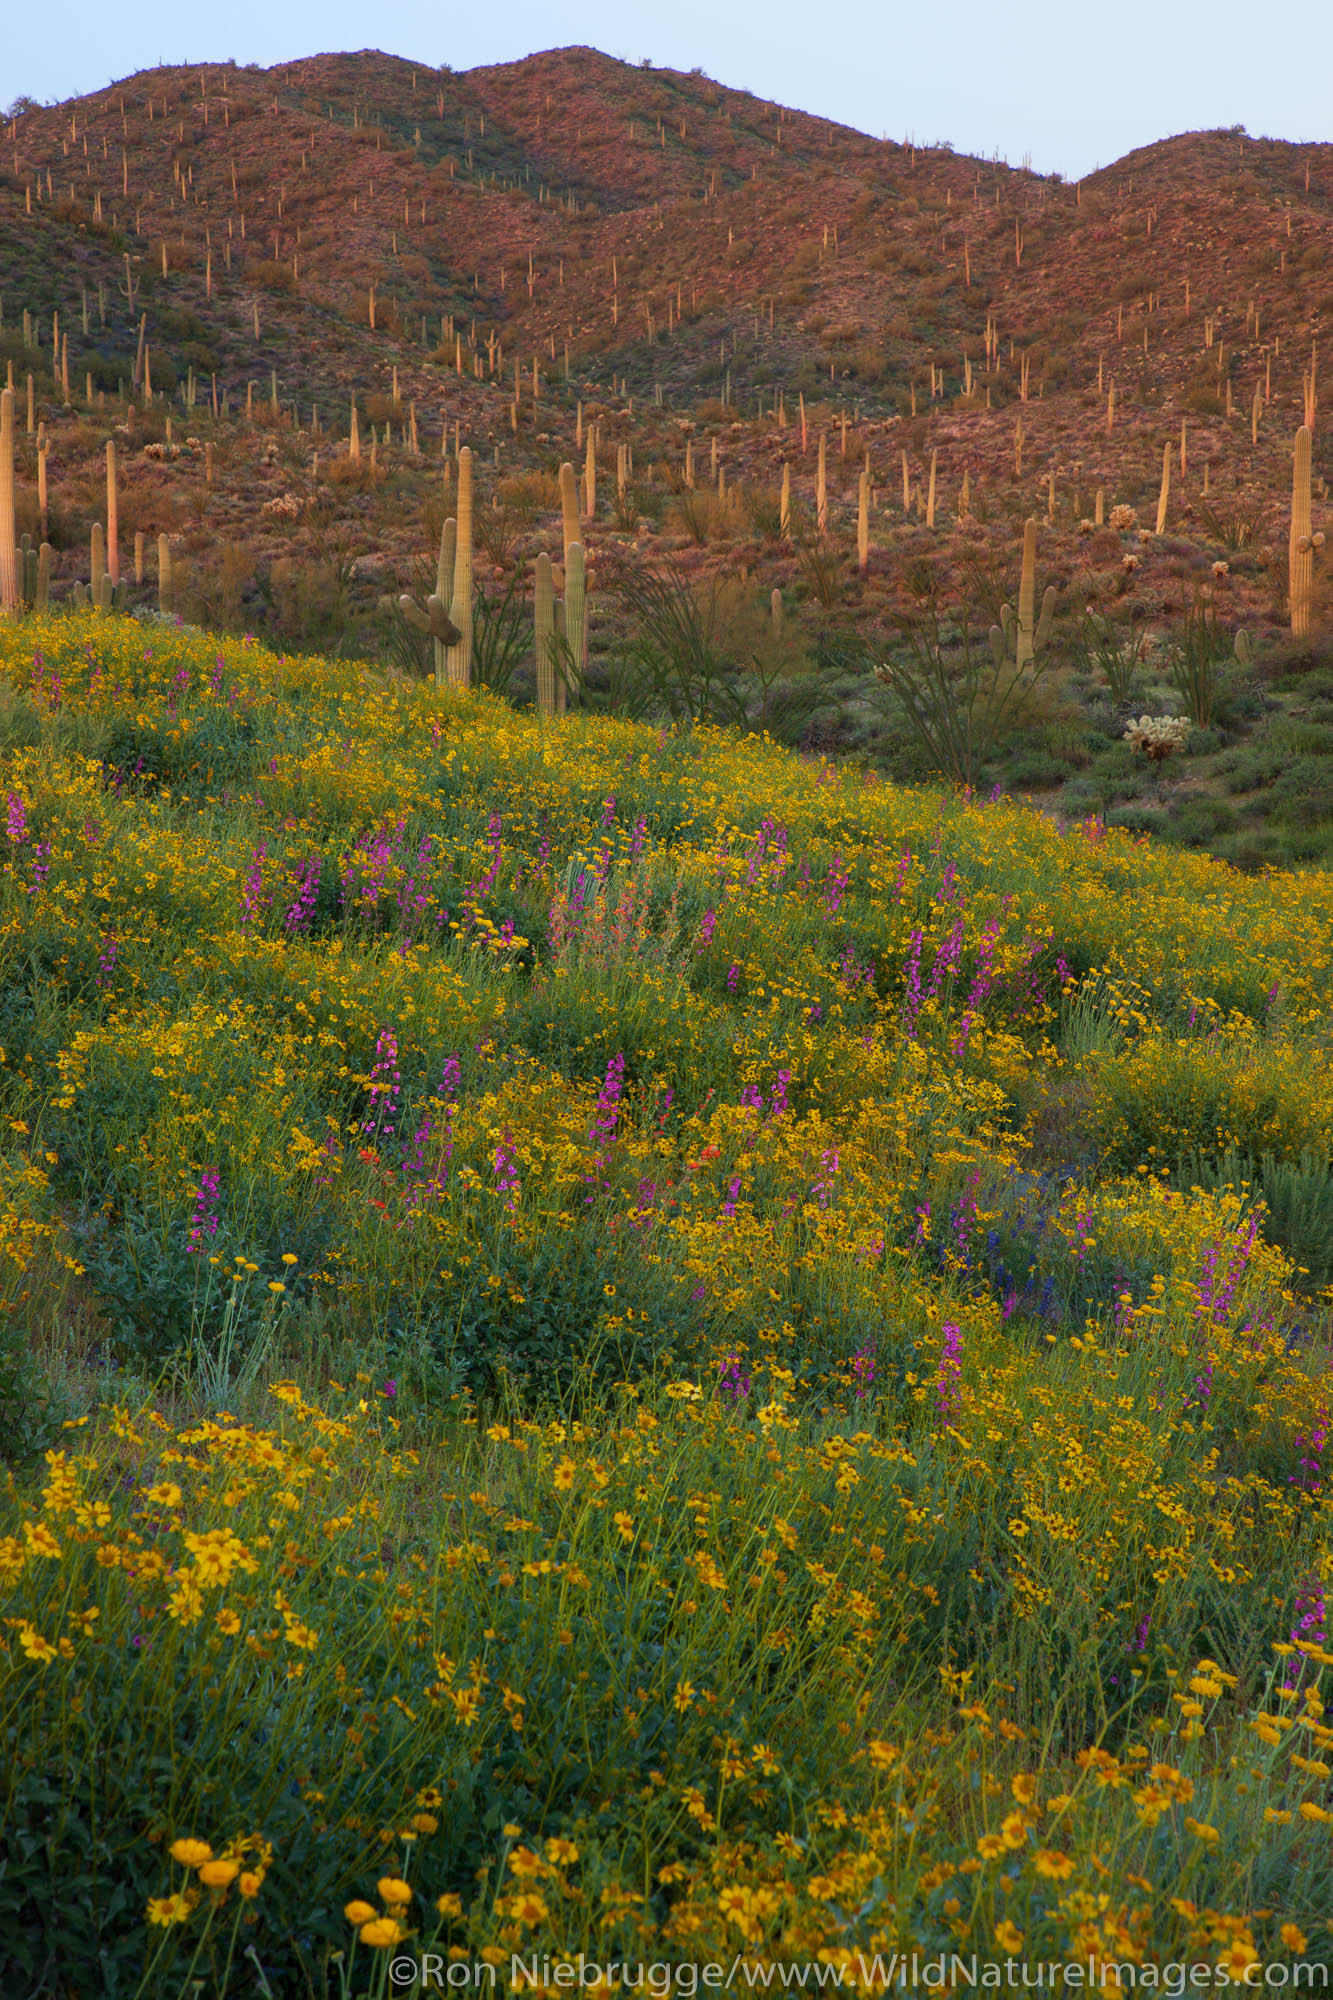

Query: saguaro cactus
399;518;463;687
559;461;580;550
434;518;458;682
0;387;16;612
816;433;826;531
992;518;1055;671
564;541;586;702
445;446;473;686
534;550;564;716
1155;439;1171;535
779;463;790;539
857;470;869;572
158;533;173;616
584;426;596;518
106;439;120;584
1289;424;1324;638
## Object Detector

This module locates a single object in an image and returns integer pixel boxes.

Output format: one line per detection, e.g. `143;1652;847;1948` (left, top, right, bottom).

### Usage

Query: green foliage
1196;497;1259;551
872;569;1057;787
1174;1146;1333;1286
602;551;748;726
1074;604;1148;704
1166;594;1240;728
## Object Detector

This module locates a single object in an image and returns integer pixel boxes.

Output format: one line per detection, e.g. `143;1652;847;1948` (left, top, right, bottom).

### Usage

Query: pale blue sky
5;0;1331;181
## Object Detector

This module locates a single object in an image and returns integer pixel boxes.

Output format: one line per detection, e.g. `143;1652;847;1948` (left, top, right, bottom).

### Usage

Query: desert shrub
1174;1146;1333;1286
668;488;737;545
362;393;402;426
1090;1026;1333;1172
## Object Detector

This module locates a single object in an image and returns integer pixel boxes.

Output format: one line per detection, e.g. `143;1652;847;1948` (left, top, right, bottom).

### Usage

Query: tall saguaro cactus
534;550;564;716
564;542;586;703
445;446;473;686
1289;425;1324;638
1016;518;1037;666
0;388;16;613
434;518;458;685
994;518;1055;672
106;439;120;584
1155;438;1171;536
559;461;580;550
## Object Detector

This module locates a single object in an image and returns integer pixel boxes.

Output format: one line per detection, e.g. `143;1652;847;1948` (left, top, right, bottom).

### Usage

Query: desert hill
3;46;1333;866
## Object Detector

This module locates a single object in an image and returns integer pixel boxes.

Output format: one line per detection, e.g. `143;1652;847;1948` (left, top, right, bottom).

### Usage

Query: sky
5;0;1332;182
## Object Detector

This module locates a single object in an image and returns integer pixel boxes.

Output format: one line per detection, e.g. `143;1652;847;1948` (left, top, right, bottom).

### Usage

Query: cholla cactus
1109;503;1138;531
1124;714;1190;760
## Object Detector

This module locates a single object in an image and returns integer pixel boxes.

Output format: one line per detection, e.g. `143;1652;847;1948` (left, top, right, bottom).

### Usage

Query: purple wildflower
186;1168;220;1254
936;1323;963;1420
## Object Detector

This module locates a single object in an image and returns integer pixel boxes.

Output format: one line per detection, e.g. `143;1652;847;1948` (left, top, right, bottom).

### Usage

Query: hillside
0;614;1330;1983
3;48;1333;871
